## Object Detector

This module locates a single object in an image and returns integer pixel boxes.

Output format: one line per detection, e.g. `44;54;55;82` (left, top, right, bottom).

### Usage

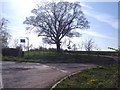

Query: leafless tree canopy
84;39;95;51
23;1;90;52
0;18;11;48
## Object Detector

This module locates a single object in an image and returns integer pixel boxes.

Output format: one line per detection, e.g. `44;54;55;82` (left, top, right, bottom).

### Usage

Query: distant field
2;51;117;64
54;63;118;88
63;51;118;56
24;50;118;56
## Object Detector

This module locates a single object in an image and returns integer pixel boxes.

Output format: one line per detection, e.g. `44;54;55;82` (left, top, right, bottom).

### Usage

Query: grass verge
2;52;116;64
54;63;118;88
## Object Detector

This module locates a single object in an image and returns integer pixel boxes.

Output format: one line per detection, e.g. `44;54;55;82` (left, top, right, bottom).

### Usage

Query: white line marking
60;70;68;73
42;65;49;68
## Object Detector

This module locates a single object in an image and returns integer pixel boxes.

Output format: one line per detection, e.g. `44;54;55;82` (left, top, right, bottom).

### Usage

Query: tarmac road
2;61;97;88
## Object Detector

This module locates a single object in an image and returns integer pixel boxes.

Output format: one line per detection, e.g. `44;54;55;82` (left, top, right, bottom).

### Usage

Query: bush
2;47;24;57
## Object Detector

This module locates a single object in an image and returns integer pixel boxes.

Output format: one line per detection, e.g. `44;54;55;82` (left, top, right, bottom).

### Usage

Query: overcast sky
1;0;119;51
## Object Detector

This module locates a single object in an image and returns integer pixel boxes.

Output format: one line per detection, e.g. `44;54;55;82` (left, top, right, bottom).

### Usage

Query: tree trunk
56;42;61;53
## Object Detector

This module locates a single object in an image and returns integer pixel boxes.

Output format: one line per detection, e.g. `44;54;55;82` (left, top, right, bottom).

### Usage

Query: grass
2;51;116;64
54;63;119;88
64;51;118;56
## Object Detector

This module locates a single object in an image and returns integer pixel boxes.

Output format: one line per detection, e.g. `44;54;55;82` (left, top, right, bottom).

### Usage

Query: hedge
2;48;24;57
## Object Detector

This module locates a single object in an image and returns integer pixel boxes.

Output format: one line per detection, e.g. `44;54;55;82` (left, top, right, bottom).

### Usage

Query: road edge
50;56;118;89
50;67;95;90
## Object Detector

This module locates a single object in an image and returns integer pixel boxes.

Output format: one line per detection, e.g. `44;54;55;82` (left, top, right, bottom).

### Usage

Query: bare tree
78;42;84;51
23;1;89;52
13;39;18;48
84;39;95;52
72;44;77;51
0;18;11;48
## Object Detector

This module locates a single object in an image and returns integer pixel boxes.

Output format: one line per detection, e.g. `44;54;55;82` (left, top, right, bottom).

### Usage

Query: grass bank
2;51;116;64
54;63;118;88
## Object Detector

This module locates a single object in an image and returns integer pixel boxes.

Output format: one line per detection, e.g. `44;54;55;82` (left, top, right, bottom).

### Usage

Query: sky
1;0;119;51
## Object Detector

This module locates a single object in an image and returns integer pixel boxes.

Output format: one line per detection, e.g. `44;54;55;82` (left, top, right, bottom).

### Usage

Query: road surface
2;61;97;88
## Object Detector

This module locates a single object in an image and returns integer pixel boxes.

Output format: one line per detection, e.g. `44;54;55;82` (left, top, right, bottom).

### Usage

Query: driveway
2;61;97;88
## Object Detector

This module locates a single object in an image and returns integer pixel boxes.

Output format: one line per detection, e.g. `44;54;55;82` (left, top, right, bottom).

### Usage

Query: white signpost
20;37;29;58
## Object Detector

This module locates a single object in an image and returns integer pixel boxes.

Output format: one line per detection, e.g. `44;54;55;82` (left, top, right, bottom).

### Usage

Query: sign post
26;37;29;58
20;37;29;58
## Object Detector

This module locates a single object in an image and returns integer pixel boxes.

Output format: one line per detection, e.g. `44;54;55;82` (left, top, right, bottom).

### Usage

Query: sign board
20;39;25;43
